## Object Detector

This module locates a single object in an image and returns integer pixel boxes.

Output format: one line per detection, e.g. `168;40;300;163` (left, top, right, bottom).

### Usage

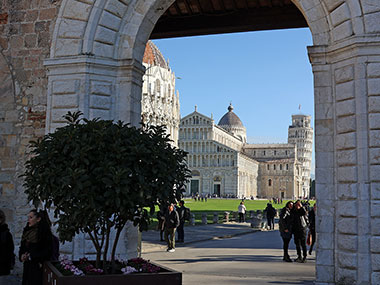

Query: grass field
183;198;291;212
147;198;315;229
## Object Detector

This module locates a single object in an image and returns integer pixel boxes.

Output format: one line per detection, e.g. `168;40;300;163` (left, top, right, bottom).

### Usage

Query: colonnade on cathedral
181;153;236;168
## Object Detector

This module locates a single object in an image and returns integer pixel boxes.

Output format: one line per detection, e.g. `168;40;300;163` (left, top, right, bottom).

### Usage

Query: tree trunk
110;222;125;273
102;225;111;272
88;231;101;268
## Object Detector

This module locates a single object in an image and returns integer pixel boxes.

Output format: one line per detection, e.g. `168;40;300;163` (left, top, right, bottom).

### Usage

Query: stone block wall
0;0;61;245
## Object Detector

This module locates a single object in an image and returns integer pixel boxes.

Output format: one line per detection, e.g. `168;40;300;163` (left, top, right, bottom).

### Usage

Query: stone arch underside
47;0;380;284
51;0;351;60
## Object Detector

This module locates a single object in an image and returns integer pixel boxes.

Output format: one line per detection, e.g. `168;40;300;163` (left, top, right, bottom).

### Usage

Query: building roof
245;143;295;149
218;103;244;128
143;40;169;69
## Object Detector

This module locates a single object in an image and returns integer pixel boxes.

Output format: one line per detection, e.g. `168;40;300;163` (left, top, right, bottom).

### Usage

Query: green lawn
147;198;315;229
183;198;289;212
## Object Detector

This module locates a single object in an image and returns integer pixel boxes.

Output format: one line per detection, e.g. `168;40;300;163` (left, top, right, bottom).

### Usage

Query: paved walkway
142;223;316;285
141;222;258;253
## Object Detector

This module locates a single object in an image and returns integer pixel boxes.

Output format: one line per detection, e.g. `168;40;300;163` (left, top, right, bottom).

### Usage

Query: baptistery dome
218;104;247;142
143;40;169;69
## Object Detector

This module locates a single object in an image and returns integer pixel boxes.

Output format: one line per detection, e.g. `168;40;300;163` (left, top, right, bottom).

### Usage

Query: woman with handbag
19;209;53;285
279;201;294;262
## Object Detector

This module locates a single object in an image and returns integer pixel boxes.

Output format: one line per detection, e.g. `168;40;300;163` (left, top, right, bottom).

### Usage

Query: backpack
184;207;191;221
51;234;60;261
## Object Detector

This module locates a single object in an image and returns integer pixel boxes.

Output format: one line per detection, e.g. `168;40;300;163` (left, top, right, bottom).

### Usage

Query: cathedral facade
178;104;313;199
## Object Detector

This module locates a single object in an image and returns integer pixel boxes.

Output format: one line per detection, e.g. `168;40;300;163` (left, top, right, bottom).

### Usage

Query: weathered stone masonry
0;0;61;247
1;0;380;284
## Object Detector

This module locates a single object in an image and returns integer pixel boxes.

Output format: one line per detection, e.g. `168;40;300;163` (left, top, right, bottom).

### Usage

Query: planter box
43;261;182;285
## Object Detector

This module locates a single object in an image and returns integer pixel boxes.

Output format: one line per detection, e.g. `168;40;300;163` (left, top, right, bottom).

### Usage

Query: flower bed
43;257;181;285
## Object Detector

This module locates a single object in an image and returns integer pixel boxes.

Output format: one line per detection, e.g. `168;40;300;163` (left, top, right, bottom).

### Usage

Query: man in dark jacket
279;201;294;262
0;210;15;279
265;203;277;230
176;200;188;243
157;206;165;241
164;203;180;252
292;200;309;263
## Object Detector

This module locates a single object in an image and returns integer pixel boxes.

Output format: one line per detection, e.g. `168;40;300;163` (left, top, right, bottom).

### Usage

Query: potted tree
22;112;190;285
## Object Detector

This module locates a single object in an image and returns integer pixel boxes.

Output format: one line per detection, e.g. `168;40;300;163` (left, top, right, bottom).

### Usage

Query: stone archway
46;0;380;284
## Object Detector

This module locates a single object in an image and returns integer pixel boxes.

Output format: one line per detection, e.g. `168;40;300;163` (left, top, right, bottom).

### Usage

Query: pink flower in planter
121;266;138;275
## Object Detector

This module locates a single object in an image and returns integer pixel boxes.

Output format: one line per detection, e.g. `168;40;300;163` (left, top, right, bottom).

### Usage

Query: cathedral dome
143;40;169;69
218;104;247;142
218;104;244;128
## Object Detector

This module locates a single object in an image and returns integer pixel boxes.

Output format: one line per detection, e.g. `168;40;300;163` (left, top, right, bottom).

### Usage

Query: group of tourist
0;209;59;285
191;193;208;202
279;200;316;263
157;200;190;252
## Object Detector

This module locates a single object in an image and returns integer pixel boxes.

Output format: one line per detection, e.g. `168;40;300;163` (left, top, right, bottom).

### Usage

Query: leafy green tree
22;112;190;270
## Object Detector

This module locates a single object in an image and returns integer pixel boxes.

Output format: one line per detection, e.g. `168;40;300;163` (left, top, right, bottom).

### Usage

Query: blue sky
153;28;314;173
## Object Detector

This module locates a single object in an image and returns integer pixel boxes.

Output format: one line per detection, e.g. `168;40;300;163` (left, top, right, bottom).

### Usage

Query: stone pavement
141;222;259;253
142;223;315;285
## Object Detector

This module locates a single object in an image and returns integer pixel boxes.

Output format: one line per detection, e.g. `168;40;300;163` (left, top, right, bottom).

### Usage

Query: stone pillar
308;45;335;284
213;212;219;224
44;55;144;260
309;39;380;284
201;213;207;225
44;57;144;132
190;213;196;226
224;211;230;223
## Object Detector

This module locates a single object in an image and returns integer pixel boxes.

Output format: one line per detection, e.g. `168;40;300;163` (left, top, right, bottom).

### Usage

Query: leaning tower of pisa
288;114;313;198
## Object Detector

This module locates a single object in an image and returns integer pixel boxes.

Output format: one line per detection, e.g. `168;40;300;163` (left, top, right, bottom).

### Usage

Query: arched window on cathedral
263;151;266;156
280;164;282;170
268;179;272;186
273;165;276;170
155;79;161;94
274;150;276;155
267;165;269;170
286;164;289;170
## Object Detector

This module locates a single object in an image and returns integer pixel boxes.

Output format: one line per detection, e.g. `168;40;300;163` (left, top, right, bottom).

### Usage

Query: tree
22;111;190;271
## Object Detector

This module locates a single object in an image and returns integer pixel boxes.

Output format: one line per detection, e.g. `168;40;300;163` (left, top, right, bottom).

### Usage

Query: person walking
238;201;246;223
19;209;53;285
176;200;189;243
279;201;294;262
157;205;166;241
292;200;309;263
308;203;316;255
265;203;277;230
164;203;180;252
0;210;15;282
